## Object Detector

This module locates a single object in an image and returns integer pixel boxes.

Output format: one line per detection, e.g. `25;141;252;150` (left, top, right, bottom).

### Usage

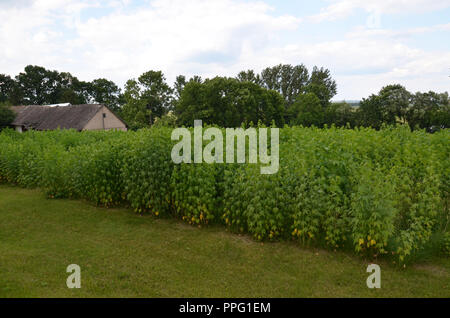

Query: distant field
0;185;448;298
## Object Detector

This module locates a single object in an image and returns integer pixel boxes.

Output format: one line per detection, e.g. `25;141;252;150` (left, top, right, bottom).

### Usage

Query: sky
0;0;449;100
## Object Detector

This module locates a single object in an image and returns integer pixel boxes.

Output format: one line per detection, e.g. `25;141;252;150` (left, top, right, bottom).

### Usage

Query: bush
0;126;448;263
121;128;173;215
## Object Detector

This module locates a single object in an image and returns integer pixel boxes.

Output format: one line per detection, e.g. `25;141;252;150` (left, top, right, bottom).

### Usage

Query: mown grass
0;185;448;298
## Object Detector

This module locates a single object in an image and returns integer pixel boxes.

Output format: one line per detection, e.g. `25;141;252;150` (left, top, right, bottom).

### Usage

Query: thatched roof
11;104;104;131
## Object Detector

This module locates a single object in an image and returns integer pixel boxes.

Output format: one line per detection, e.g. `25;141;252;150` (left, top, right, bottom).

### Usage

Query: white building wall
82;106;127;131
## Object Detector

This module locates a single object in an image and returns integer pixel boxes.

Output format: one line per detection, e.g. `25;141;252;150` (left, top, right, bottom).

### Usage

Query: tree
15;65;61;105
173;79;205;126
260;64;309;108
407;91;450;130
121;70;173;128
432;101;450;129
173;75;187;100
139;70;173;119
175;77;285;127
305;66;337;109
173;75;202;100
0;103;16;130
121;79;149;130
14;65;92;105
358;84;413;129
56;72;90;105
263;89;286;127
255;64;338;124
236;70;263;85
287;92;323;127
358;94;385;129
0;74;19;104
378;84;411;124
325;102;357;127
172;75;202;110
87;78;122;112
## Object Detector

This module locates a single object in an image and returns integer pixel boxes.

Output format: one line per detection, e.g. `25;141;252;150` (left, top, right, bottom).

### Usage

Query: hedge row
0;126;448;262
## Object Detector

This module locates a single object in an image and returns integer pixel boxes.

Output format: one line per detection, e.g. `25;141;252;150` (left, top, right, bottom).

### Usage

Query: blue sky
0;0;449;100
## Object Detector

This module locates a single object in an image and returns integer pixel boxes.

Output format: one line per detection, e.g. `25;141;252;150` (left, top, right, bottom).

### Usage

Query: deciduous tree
88;78;122;112
287;92;323;127
175;77;284;127
260;64;309;108
0;103;16;130
305;66;337;109
121;70;173;128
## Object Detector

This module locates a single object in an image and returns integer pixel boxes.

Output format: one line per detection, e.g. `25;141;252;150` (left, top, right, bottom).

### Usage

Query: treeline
0;65;122;110
1;64;449;131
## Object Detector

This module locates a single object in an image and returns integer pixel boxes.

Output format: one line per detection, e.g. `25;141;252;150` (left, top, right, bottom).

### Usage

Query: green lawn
0;185;448;298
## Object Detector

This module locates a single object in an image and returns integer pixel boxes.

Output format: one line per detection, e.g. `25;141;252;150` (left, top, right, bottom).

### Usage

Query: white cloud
310;0;450;22
0;0;100;70
0;0;300;86
0;0;448;100
262;26;450;99
71;0;300;82
347;23;450;40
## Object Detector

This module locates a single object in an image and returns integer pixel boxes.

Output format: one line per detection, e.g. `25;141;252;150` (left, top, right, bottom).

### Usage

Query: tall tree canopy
0;74;20;104
1;66;123;111
173;75;187;101
175;77;285;127
13;65;91;105
407;91;449;130
358;94;385;129
324;102;357;128
305;66;337;108
0;103;16;130
15;65;62;105
237;70;263;85
357;84;450;130
2;65;448;131
288;92;323;127
121;70;173;129
378;84;411;124
56;71;91;105
260;64;309;108
236;64;337;123
88;78;122;112
358;84;411;129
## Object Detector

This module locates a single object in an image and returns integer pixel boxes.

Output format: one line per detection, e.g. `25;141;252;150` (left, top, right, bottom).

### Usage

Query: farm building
11;104;128;132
